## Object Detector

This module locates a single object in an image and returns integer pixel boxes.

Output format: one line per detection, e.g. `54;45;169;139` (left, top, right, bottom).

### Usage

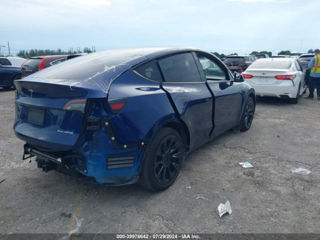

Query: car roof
30;55;67;59
21;47;202;95
4;56;25;60
255;58;294;63
299;54;314;58
28;48;201;61
226;55;251;58
92;47;200;61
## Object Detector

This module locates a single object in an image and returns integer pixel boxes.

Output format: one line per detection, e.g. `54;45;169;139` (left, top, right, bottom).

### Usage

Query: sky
0;0;319;56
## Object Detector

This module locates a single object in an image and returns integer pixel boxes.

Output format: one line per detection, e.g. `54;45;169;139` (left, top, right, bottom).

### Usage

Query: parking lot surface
0;89;319;234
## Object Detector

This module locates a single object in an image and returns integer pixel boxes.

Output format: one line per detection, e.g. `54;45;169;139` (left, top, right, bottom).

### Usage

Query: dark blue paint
13;48;254;185
0;65;21;88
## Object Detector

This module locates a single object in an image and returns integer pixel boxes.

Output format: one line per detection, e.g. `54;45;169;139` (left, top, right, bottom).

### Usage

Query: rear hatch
243;59;294;85
243;69;291;85
14;49;150;151
224;57;245;67
14;80;98;151
21;58;43;77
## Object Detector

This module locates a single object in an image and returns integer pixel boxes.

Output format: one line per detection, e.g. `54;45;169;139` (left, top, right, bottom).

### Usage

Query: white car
242;58;306;103
0;56;25;67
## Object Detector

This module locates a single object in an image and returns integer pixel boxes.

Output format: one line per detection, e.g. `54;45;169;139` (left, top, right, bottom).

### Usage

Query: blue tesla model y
13;48;255;191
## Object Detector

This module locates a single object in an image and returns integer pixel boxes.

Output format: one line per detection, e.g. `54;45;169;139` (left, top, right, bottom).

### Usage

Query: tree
17;47;96;58
260;51;272;57
250;51;272;57
212;52;226;60
278;50;291;56
250;51;259;55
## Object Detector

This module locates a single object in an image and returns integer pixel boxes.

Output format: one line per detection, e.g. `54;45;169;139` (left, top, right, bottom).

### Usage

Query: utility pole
0;45;6;56
7;42;11;56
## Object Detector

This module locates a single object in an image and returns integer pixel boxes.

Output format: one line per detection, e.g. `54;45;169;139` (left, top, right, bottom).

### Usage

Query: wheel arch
143;116;191;152
162;120;190;150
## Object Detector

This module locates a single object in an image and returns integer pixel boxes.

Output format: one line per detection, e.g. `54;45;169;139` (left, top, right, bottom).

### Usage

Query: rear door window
158;53;202;83
198;55;227;80
134;60;162;82
0;58;11;65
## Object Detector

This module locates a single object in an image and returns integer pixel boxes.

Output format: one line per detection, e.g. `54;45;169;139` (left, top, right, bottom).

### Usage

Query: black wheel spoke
157;165;164;179
172;151;184;159
152;133;185;185
166;167;172;180
170;162;179;171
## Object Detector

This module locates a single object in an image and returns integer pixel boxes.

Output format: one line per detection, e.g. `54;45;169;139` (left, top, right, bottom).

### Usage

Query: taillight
108;98;128;114
242;74;253;79
38;58;47;70
110;103;125;110
274;74;296;80
63;99;86;113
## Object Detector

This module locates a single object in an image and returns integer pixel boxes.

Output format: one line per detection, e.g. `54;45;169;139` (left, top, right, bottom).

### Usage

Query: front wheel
239;96;255;132
139;128;186;191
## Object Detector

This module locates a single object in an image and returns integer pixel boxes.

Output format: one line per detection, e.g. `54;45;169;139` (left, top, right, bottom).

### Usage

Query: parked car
242;58;306;103
50;54;84;66
0;64;21;89
254;54;269;59
298;54;314;71
224;55;257;73
21;55;67;77
14;48;255;191
0;56;26;67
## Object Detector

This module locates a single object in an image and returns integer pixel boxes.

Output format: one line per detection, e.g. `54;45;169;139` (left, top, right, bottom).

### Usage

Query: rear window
256;55;266;59
249;60;292;69
22;58;42;71
224;57;245;64
134;60;162;82
0;58;11;66
299;56;314;61
158;53;201;83
31;51;144;80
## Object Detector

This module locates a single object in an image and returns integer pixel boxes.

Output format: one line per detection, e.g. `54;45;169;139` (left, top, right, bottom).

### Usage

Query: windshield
249;60;292;69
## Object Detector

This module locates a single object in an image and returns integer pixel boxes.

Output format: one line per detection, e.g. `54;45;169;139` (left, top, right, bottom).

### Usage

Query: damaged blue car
13;48;255;191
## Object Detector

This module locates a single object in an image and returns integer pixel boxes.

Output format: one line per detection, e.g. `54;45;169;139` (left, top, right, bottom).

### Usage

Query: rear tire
239;96;255;132
289;83;301;104
139;128;186;192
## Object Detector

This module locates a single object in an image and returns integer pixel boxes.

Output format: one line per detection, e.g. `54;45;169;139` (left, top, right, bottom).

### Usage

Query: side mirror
233;72;244;82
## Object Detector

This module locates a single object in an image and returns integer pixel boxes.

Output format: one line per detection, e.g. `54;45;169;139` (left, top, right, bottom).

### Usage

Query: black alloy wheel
154;134;183;185
139;128;186;191
240;96;255;131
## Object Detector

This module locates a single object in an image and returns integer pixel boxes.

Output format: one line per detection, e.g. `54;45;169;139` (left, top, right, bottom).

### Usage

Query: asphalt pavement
0;89;320;234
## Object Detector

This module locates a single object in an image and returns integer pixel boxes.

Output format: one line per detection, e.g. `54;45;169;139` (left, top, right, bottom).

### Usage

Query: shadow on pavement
256;96;292;106
0;87;15;92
